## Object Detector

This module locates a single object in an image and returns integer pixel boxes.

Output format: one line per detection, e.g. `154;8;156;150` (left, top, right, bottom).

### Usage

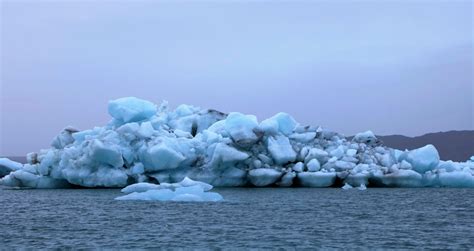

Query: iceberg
116;177;223;202
1;97;474;189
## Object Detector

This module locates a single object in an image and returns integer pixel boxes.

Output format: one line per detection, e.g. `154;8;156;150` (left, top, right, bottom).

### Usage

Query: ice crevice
1;97;474;189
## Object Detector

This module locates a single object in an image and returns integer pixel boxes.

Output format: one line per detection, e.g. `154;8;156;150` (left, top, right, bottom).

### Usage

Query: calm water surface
0;188;473;249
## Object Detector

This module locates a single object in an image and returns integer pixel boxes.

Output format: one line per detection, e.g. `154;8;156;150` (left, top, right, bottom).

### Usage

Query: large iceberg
1;97;474;189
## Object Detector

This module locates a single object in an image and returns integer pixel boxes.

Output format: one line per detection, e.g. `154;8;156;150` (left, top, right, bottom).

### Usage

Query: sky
0;0;473;156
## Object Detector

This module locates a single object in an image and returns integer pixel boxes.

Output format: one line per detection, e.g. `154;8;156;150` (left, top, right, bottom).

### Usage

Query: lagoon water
1;188;473;249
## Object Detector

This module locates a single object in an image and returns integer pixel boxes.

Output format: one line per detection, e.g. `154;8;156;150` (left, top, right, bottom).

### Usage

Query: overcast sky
1;0;473;156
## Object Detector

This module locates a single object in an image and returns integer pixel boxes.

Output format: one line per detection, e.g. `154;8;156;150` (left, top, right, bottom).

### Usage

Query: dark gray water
1;188;473;249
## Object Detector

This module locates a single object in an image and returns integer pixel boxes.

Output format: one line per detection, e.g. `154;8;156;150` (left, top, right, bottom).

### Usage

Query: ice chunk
334;161;356;171
209;143;249;166
0;173;20;187
266;135;296;165
195;109;227;134
174;104;195;117
142;144;185;171
0;170;70;188
258;154;273;165
169;115;196;134
11;170;39;188
51;126;78;149
399;160;413;170
90;140;124;168
178;177;214;191
402;144;440;174
306;159;321;172
277;172;296;187
207;120;228;136
292;162;304;172
259;112;297;136
72;129;96;143
304;148;328;162
437;161;458;172
108;97;157;123
26;152;39;164
346;149;357;157
131;163;145;174
248;168;282;187
298;172;336;187
224;112;259;146
289;132;316;143
138;121;155;138
252;159;262;169
0;158;23;178
330;146;345;159
353;130;378;144
342;183;353;190
357;184;367;190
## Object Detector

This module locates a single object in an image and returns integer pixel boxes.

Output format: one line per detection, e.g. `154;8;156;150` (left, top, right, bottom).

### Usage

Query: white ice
342;183;353;190
116;177;223;202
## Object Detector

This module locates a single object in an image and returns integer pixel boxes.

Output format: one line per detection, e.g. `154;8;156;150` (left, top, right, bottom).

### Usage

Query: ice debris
342;183;353;190
116;177;223;202
1;96;474;189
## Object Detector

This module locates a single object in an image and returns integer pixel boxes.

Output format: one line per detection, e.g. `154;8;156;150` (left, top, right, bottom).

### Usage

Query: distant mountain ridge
4;131;474;163
376;130;474;162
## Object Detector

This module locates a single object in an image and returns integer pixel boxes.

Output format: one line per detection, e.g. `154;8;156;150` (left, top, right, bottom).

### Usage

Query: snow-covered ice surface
1;97;474;189
116;177;223;202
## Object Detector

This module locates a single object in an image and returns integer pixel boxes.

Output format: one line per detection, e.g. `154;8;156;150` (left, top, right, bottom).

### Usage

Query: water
1;188;473;249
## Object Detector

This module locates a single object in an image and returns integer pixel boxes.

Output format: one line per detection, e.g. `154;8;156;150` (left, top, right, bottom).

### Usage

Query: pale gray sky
1;0;473;156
